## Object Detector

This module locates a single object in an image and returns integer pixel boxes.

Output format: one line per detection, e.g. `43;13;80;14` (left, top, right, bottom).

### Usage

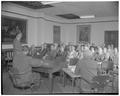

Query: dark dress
13;38;22;56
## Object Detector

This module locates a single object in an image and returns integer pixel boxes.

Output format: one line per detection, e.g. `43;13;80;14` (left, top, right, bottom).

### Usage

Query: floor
1;67;118;95
2;68;81;95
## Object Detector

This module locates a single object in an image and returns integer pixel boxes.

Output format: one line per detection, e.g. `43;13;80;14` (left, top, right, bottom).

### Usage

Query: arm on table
29;57;44;67
29;57;53;67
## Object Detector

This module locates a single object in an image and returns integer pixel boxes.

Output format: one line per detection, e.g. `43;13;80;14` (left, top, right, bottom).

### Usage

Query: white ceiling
36;2;118;19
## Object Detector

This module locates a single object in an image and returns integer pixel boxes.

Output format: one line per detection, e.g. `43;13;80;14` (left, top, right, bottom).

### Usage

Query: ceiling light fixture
80;15;95;19
41;1;62;5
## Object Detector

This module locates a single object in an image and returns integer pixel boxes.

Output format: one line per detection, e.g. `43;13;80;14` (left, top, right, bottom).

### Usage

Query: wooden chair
8;67;33;90
95;61;118;93
2;49;14;71
79;74;115;93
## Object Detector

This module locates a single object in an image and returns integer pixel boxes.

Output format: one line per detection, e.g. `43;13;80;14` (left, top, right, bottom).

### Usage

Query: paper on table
97;62;102;65
68;65;76;73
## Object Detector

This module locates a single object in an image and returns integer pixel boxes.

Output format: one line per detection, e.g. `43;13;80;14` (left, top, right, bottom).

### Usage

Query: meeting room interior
1;1;119;95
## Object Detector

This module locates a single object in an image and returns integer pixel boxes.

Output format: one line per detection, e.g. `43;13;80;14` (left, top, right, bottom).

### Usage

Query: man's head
22;46;29;55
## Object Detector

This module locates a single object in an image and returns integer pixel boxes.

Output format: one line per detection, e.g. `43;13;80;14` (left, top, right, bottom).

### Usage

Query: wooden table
62;68;81;92
31;55;68;93
32;66;61;93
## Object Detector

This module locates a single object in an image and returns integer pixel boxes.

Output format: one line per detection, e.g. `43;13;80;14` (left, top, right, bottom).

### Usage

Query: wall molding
2;10;118;25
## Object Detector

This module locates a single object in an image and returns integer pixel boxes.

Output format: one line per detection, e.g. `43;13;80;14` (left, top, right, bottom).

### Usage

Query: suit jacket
75;57;98;82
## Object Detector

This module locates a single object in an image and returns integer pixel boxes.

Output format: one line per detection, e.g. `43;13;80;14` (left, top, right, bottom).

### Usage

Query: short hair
15;31;22;37
22;45;29;52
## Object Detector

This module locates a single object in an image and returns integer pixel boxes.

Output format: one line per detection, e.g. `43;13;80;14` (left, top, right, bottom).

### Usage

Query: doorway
53;25;61;43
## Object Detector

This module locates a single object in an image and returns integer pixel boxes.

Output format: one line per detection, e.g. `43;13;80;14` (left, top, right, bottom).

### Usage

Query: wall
1;3;67;49
91;21;118;45
36;16;118;45
1;2;118;49
36;17;63;44
61;16;118;45
2;3;39;49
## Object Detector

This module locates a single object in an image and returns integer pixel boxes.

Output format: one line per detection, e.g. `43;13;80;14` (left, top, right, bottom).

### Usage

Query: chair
79;75;114;93
69;58;79;66
8;67;33;90
96;61;118;93
1;51;6;71
2;49;14;71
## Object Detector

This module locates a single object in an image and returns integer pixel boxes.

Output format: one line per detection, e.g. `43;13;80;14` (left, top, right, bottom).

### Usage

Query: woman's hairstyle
15;31;22;37
14;25;22;36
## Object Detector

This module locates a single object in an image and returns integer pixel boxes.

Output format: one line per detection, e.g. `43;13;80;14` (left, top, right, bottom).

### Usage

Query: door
105;31;118;48
53;25;61;43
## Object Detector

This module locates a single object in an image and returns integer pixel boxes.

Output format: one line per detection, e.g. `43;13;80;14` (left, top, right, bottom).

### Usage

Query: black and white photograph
1;1;119;95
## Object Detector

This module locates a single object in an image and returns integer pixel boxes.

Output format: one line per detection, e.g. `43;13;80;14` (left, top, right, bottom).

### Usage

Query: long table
32;58;67;93
32;66;61;93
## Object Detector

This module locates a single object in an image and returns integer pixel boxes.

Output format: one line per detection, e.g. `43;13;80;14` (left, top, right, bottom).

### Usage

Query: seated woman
113;48;119;66
107;45;114;59
102;47;109;61
45;44;58;60
28;45;37;56
12;46;44;88
93;47;105;62
67;46;78;59
89;46;95;56
56;44;67;57
83;45;93;57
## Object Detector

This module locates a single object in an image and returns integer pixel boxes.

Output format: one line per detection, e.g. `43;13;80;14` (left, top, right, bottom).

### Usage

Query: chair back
2;49;14;61
8;67;21;87
8;67;31;88
101;60;114;74
69;58;79;65
80;75;111;93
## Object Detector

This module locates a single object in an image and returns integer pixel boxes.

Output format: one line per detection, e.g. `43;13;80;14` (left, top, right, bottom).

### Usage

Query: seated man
12;46;45;88
75;52;98;92
33;43;48;59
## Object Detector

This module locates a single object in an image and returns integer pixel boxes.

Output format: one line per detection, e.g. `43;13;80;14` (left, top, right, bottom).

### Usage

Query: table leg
59;71;62;83
72;78;75;87
49;73;53;93
72;78;75;92
78;78;82;93
63;72;65;87
111;75;114;93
